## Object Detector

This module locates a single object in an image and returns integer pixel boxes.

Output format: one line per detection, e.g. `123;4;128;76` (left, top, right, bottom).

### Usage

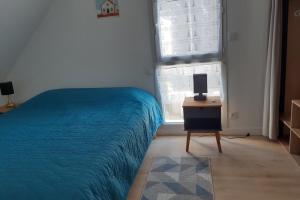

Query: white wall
6;0;156;102
226;0;270;133
5;0;270;134
0;0;52;81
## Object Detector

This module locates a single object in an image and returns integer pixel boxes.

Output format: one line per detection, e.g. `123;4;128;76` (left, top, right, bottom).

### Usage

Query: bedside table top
183;96;222;108
0;105;17;114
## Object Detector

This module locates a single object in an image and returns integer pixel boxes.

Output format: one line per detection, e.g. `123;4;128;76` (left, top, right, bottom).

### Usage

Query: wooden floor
127;136;300;200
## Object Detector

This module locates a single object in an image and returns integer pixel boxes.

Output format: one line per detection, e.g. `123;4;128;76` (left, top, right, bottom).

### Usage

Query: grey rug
141;157;214;200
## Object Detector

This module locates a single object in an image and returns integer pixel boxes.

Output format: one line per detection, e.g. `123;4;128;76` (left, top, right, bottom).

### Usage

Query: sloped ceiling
0;0;52;80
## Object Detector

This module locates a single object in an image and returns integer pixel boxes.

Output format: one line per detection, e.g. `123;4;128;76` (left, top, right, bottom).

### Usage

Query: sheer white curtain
263;0;282;140
154;0;222;64
157;62;222;122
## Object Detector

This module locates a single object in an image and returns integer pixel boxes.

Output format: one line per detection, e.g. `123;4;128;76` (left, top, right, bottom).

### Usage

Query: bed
0;87;163;200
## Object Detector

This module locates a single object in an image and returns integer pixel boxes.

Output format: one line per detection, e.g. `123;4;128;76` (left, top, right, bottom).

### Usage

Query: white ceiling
0;0;52;80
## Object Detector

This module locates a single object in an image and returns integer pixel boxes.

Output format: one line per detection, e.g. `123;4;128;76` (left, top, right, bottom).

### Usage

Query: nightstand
0;105;16;114
183;96;222;153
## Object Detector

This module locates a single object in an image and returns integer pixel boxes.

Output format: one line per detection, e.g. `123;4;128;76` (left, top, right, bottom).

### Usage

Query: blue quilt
0;87;163;200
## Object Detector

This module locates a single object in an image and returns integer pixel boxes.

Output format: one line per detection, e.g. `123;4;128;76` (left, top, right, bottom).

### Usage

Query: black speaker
193;74;207;101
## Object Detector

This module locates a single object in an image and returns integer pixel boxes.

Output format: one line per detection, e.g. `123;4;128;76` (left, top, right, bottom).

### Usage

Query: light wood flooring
127;136;300;200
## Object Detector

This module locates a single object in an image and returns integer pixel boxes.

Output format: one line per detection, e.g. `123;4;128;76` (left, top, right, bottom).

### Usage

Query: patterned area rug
141;157;214;200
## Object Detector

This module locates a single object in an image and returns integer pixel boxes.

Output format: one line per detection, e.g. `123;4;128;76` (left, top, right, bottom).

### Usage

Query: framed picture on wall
96;0;119;18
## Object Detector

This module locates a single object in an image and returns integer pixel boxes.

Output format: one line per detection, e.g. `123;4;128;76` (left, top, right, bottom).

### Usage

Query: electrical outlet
231;112;239;120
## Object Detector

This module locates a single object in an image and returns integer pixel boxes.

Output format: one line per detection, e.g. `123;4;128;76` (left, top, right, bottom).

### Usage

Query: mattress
0;87;163;200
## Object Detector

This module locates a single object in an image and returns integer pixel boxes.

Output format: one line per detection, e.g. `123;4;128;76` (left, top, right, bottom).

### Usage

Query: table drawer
184;107;220;118
184;118;221;131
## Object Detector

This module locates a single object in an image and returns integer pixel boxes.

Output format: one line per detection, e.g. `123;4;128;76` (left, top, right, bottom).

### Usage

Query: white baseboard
157;124;262;136
221;128;262;136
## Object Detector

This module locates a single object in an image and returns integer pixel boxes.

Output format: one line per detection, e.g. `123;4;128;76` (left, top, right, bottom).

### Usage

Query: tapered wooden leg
186;131;191;152
215;132;222;153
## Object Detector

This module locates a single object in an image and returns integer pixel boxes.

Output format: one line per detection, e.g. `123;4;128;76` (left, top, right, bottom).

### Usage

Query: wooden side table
183;96;222;153
0;105;16;114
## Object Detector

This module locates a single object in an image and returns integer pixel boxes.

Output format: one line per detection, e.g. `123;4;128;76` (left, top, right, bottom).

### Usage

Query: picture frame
96;0;119;18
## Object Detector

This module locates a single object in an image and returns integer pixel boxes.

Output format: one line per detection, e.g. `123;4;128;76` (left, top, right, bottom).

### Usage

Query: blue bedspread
0;87;163;200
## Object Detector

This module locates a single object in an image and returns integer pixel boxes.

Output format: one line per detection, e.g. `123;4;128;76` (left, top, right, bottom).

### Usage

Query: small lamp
0;81;16;108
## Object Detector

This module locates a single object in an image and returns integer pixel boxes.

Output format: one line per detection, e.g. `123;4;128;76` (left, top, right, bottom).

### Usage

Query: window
157;62;222;122
154;0;223;122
